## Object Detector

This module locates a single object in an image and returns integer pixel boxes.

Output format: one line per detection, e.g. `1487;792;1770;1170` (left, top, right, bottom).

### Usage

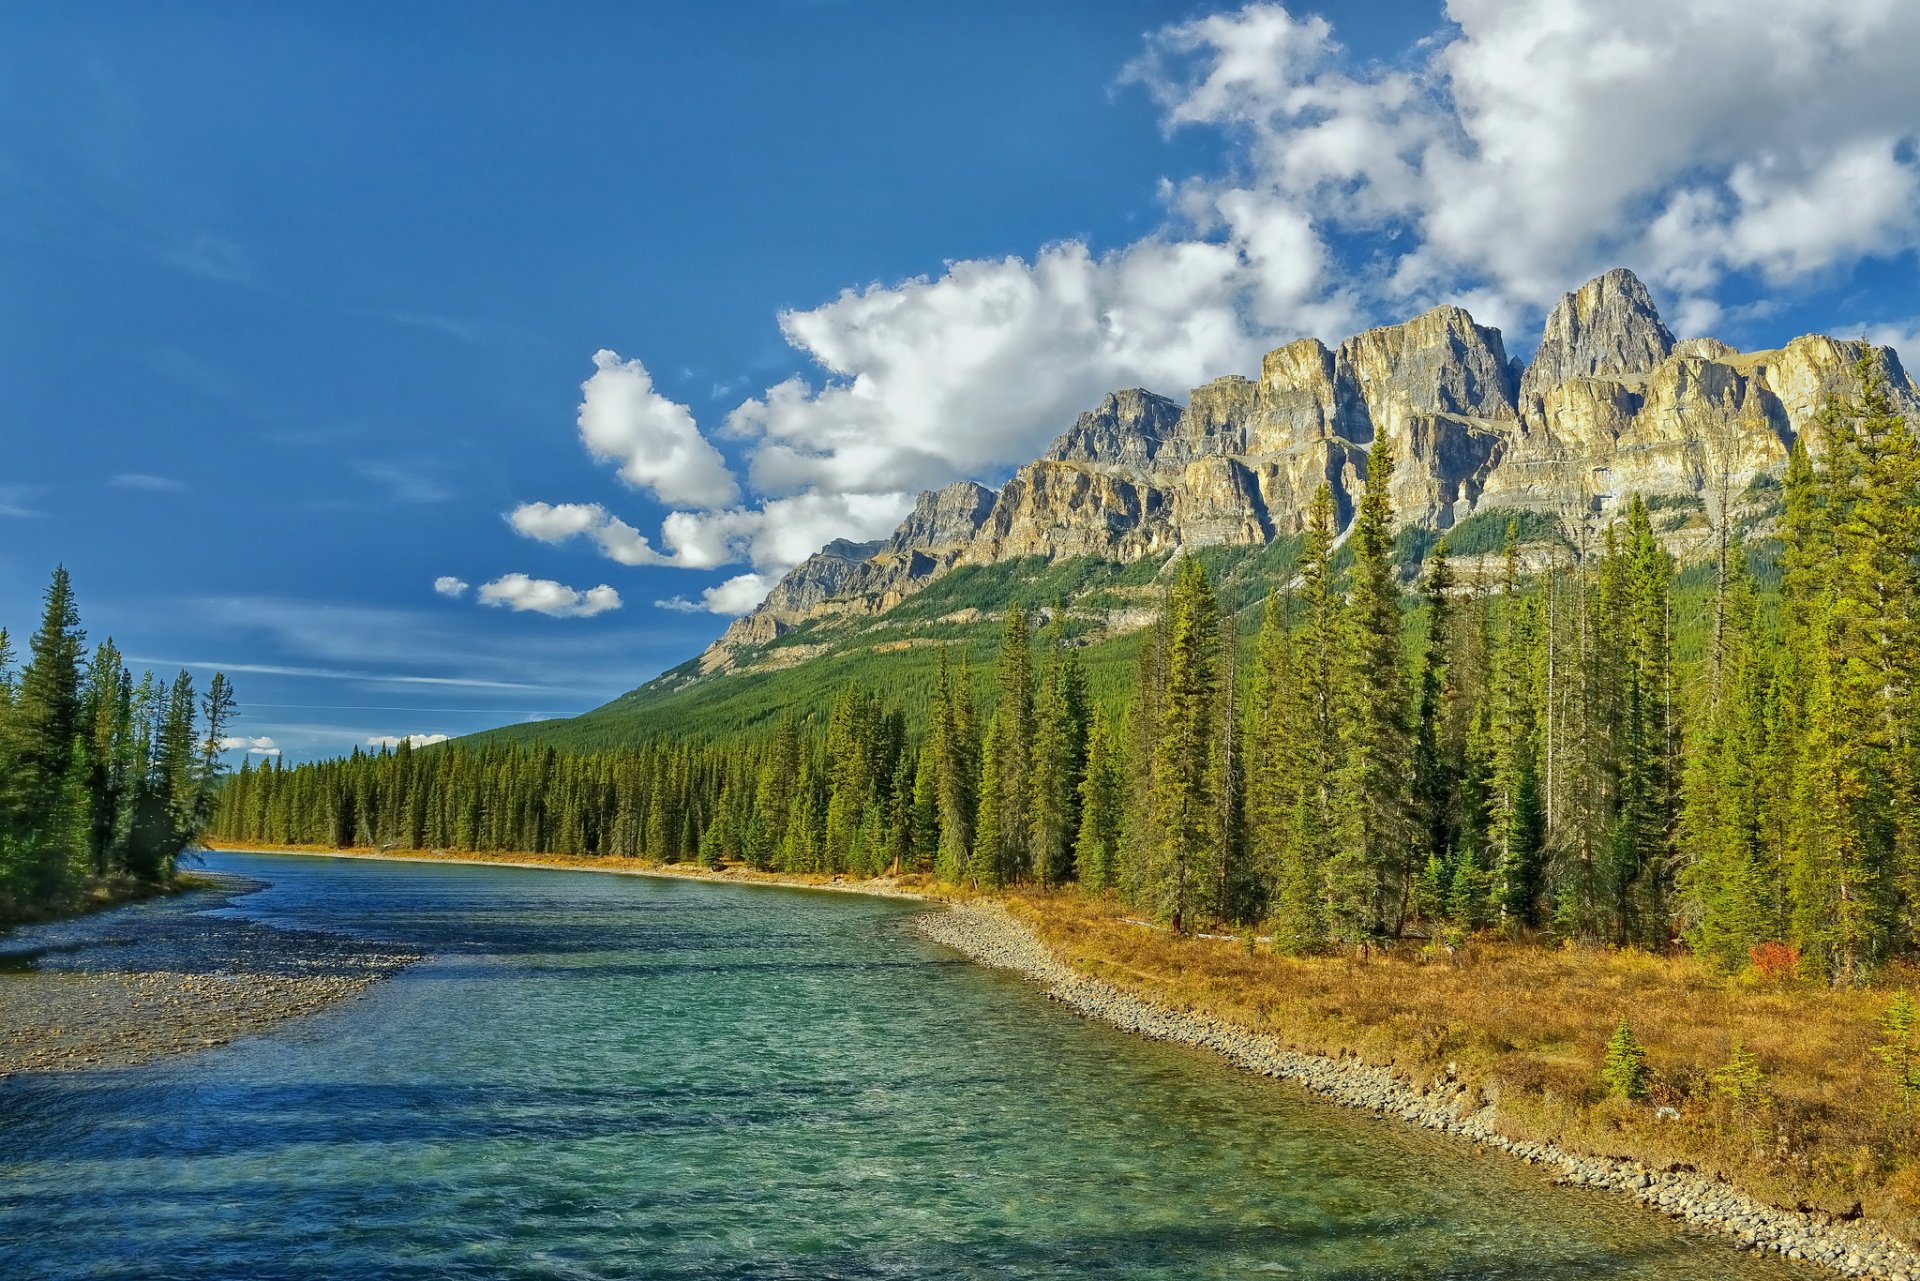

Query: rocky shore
916;899;1920;1281
0;872;419;1077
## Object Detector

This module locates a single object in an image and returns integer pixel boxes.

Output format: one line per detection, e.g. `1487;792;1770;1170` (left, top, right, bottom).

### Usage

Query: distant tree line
211;359;1920;984
1;568;235;923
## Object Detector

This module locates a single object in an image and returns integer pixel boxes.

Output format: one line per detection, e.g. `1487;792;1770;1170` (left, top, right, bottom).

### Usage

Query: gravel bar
916;899;1920;1281
0;872;420;1077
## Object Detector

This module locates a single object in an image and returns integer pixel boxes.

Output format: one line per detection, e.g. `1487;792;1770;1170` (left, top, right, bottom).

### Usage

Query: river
0;850;1817;1279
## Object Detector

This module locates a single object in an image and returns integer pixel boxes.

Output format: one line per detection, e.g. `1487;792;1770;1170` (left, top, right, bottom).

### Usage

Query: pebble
0;873;420;1077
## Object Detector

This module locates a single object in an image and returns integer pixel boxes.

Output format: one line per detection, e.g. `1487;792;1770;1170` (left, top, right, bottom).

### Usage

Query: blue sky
4;1;1918;761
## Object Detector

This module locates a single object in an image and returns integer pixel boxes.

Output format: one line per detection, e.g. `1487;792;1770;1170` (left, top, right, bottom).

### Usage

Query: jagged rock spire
1520;268;1675;404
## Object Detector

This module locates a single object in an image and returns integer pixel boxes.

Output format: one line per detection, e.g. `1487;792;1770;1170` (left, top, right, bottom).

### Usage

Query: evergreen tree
1074;706;1121;893
1270;487;1342;954
1330;434;1416;943
1140;557;1220;932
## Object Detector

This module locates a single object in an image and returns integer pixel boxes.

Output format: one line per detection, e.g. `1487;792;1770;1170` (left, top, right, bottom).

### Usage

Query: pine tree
1270;486;1342;954
983;605;1035;883
930;649;977;883
1028;608;1087;888
1602;1017;1651;1101
3;568;88;904
1074;706;1121;893
1490;526;1547;930
1412;538;1459;911
1679;542;1775;970
1330;433;1416;943
1141;556;1220;932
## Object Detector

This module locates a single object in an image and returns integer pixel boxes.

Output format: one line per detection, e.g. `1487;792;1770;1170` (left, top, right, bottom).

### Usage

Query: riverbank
919;900;1920;1281
0;871;420;1078
198;843;1919;1278
199;841;949;900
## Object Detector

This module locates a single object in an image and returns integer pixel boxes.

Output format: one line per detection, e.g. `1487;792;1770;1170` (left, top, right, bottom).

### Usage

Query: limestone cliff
699;268;1918;676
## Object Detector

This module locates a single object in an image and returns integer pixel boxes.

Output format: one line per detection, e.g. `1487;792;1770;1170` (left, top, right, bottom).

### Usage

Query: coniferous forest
210;362;1920;985
0;567;235;924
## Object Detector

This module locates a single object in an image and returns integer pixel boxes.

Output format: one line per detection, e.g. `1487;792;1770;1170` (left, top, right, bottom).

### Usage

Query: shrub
1750;941;1800;981
1875;991;1920;1113
1602;1017;1651;1102
1713;1040;1768;1111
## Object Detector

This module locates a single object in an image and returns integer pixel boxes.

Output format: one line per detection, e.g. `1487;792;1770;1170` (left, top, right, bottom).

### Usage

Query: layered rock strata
703;269;1918;670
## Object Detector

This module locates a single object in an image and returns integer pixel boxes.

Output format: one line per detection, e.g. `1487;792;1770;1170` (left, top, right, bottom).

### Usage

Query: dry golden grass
1008;891;1920;1245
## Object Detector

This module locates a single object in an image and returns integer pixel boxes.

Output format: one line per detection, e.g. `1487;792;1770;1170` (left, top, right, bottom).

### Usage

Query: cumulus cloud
433;576;470;598
477;573;622;618
506;502;670;566
578;350;740;508
367;733;451;749
218;735;281;756
505;1;1920;618
1131;0;1920;323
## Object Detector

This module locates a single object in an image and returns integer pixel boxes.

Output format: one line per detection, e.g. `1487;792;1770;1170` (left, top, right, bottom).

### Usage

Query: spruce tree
1330;434;1416;943
1142;556;1220;932
1074;706;1121;893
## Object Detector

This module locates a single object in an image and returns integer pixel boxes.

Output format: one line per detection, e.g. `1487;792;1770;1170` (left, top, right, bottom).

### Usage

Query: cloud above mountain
503;0;1920;615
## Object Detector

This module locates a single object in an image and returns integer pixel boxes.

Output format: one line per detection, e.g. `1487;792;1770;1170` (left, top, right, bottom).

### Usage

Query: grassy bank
0;872;211;933
1008;891;1920;1246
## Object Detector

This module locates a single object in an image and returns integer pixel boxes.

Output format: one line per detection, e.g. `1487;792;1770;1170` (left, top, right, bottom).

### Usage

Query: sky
3;1;1918;762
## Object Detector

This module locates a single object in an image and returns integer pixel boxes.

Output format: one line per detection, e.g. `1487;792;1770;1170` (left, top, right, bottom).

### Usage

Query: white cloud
477;573;623;618
218;735;281;756
1131;0;1920;323
367;733;451;749
433;576;470;598
505;1;1920;623
109;473;185;492
506;501;670;566
578;350;740;508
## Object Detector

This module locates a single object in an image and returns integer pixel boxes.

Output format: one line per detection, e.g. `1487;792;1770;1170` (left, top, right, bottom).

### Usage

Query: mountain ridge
690;268;1915;685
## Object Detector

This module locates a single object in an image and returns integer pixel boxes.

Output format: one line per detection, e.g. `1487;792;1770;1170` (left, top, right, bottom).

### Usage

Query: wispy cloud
0;485;42;518
147;346;239;402
132;658;547;692
108;473;185;492
355;460;454;504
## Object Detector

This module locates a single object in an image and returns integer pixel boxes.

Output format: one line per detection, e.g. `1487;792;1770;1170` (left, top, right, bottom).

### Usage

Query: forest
0;567;235;923
210;359;1920;985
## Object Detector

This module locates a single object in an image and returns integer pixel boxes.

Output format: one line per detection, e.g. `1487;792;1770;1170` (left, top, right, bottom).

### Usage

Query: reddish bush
1750;942;1801;980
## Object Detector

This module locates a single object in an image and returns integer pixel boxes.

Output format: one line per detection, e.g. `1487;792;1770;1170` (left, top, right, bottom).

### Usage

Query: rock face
700;268;1920;675
1519;267;1674;406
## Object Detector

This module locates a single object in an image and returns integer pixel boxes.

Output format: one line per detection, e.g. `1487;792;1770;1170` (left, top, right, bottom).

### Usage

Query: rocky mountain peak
884;481;997;554
1520;268;1675;405
1335;303;1518;442
1043;388;1183;471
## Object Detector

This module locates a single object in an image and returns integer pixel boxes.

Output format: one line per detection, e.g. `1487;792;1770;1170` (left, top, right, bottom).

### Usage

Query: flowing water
0;851;1817;1280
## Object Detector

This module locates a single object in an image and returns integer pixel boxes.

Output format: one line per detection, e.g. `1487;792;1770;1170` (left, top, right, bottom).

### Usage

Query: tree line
210;360;1920;984
1;567;235;923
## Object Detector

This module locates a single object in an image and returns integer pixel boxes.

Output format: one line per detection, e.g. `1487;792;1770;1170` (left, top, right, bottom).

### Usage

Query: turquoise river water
0;851;1819;1279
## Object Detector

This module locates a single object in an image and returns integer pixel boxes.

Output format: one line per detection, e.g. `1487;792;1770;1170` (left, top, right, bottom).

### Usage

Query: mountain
492;268;1916;747
695;268;1914;670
